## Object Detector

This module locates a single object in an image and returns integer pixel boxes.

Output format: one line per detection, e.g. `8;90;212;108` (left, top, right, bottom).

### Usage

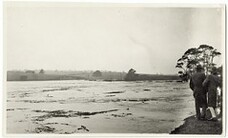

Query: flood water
6;80;195;134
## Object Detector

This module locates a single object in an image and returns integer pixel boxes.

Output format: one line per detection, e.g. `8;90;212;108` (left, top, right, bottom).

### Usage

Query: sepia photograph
3;1;225;136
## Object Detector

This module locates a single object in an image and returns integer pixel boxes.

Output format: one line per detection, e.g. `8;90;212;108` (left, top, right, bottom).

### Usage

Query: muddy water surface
6;80;195;134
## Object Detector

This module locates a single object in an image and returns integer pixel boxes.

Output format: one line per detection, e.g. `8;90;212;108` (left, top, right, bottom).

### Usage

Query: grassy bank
170;115;222;134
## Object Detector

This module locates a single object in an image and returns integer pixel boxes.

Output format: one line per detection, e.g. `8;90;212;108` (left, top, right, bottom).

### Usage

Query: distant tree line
7;69;126;81
124;68;179;81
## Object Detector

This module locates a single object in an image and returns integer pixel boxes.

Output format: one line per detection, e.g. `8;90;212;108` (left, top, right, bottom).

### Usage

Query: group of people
190;65;221;121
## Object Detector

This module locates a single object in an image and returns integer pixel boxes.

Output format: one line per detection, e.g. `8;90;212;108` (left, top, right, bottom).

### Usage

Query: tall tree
92;70;102;77
176;44;221;81
198;45;221;74
124;68;137;81
39;69;45;74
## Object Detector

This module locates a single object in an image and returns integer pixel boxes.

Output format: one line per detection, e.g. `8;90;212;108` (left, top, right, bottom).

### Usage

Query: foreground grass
170;115;222;134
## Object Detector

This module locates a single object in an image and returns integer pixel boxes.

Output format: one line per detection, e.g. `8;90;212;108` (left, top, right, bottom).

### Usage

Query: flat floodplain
6;80;194;134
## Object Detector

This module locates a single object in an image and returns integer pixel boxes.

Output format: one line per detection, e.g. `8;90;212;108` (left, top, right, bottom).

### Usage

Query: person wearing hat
190;65;207;120
203;67;221;121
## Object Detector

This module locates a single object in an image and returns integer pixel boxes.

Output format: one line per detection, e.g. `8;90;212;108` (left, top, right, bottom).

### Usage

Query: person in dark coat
203;67;221;121
190;65;207;120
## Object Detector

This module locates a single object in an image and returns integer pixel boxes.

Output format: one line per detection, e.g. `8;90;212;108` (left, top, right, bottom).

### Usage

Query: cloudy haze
5;3;224;74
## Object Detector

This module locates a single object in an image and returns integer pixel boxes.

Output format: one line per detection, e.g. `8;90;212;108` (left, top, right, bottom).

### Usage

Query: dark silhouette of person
190;65;207;120
203;67;221;121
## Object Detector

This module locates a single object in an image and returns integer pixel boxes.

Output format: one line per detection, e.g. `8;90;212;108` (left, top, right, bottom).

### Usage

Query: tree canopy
92;70;102;77
39;69;45;74
176;44;221;81
124;68;137;81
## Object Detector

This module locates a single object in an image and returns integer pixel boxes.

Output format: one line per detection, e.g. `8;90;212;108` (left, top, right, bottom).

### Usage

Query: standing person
203;67;221;121
190;65;207;120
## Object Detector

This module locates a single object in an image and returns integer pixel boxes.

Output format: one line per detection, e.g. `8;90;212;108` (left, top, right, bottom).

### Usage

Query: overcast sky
5;3;224;74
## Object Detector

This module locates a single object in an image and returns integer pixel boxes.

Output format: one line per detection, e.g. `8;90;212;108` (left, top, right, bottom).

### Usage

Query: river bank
170;115;222;134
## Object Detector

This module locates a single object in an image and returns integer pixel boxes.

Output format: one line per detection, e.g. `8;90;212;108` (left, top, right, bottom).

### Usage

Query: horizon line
7;69;179;75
